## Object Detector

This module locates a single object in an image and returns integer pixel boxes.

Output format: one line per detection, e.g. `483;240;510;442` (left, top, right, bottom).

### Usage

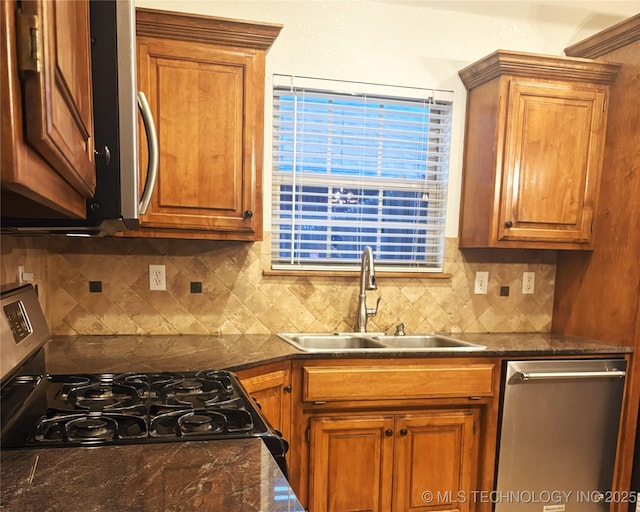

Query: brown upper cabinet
458;50;619;249
122;9;282;241
1;0;95;219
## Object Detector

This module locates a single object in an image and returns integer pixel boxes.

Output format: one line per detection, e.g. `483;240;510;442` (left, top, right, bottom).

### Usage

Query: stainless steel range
0;283;288;477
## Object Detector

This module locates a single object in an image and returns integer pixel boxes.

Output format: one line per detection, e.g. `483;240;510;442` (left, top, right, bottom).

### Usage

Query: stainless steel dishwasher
495;358;626;512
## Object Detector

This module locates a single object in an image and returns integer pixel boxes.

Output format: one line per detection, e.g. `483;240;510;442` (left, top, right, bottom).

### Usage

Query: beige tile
2;234;556;336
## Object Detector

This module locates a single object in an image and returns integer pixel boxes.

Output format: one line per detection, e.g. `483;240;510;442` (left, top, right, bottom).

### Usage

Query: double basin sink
277;332;486;352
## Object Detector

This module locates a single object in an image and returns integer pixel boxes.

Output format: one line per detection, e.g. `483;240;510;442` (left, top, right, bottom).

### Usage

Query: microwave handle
137;91;158;215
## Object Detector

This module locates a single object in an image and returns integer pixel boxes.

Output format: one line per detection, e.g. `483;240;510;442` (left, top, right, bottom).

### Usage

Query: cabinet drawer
302;363;496;402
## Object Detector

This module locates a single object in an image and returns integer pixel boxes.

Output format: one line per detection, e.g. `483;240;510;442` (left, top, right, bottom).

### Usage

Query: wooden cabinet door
458;51;618;249
238;367;291;442
498;80;607;244
2;0;94;219
135;36;261;237
309;415;394;512
121;9;281;240
20;0;95;199
393;411;478;512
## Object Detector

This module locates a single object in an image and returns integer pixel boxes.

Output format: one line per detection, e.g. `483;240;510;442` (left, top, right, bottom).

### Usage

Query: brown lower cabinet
236;362;292;444
290;358;500;512
309;409;479;512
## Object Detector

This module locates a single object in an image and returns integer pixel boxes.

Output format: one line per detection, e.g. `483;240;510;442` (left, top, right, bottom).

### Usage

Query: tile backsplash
1;235;556;335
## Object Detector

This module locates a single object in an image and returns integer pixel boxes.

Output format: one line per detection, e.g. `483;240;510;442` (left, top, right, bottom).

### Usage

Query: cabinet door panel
137;37;259;234
21;0;95;199
394;411;478;512
239;369;290;442
309;416;394;512
500;80;606;242
155;58;241;210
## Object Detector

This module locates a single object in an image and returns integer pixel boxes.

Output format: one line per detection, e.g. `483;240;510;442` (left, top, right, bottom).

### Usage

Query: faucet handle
367;296;382;317
394;322;406;336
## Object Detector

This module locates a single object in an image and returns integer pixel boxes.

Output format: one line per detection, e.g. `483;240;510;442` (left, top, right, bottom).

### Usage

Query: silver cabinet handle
137;91;158;215
517;370;626;381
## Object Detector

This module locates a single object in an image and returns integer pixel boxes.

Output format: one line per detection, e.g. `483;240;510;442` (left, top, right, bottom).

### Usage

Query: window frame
270;75;454;274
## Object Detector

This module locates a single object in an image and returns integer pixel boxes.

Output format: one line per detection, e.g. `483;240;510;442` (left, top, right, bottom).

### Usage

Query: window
271;75;453;273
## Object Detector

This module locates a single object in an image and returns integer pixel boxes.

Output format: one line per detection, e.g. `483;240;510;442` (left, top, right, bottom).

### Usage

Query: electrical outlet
149;264;166;291
522;271;535;294
474;271;489;295
18;265;34;283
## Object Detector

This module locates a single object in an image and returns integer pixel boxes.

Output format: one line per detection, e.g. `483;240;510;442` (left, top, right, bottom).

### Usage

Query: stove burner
35;412;148;443
68;418;110;439
65;415;117;442
180;413;223;434
114;372;186;398
159;376;234;408
174;380;203;393
69;383;141;411
150;408;253;438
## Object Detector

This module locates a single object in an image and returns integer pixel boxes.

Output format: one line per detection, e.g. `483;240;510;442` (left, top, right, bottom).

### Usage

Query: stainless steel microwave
2;0;157;236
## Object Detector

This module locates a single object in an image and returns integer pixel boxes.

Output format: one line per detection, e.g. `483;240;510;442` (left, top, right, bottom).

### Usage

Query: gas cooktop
2;369;268;446
0;284;288;478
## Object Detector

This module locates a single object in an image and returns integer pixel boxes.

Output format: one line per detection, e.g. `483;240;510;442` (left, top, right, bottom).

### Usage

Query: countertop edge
44;332;633;375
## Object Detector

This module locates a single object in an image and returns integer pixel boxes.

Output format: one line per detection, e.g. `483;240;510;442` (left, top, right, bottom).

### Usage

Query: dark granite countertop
6;331;623;512
0;438;303;511
44;332;632;375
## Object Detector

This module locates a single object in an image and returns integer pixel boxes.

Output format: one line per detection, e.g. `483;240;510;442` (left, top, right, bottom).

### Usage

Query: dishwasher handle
516;369;626;381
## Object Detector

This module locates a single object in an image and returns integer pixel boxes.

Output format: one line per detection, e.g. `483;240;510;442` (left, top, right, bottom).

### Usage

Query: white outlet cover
474;271;488;295
522;271;535;295
149;264;166;291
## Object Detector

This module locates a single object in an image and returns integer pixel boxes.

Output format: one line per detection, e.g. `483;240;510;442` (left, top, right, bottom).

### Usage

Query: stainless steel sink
278;333;387;351
277;332;486;352
369;334;486;351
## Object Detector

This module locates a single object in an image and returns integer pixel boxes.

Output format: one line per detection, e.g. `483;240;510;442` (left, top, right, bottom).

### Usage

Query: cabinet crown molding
136;8;282;51
458;49;620;90
565;14;640;58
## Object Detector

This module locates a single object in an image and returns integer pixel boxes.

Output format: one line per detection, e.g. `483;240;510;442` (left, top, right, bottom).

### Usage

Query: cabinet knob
504;220;513;228
243;210;253;219
95;146;111;166
385;429;393;437
283;385;292;393
399;428;408;436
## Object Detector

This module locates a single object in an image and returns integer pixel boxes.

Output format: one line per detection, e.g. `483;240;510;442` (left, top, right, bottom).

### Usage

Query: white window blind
271;75;453;272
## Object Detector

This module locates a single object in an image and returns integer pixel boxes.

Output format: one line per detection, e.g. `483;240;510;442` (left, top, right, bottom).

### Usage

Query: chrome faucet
354;246;381;332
